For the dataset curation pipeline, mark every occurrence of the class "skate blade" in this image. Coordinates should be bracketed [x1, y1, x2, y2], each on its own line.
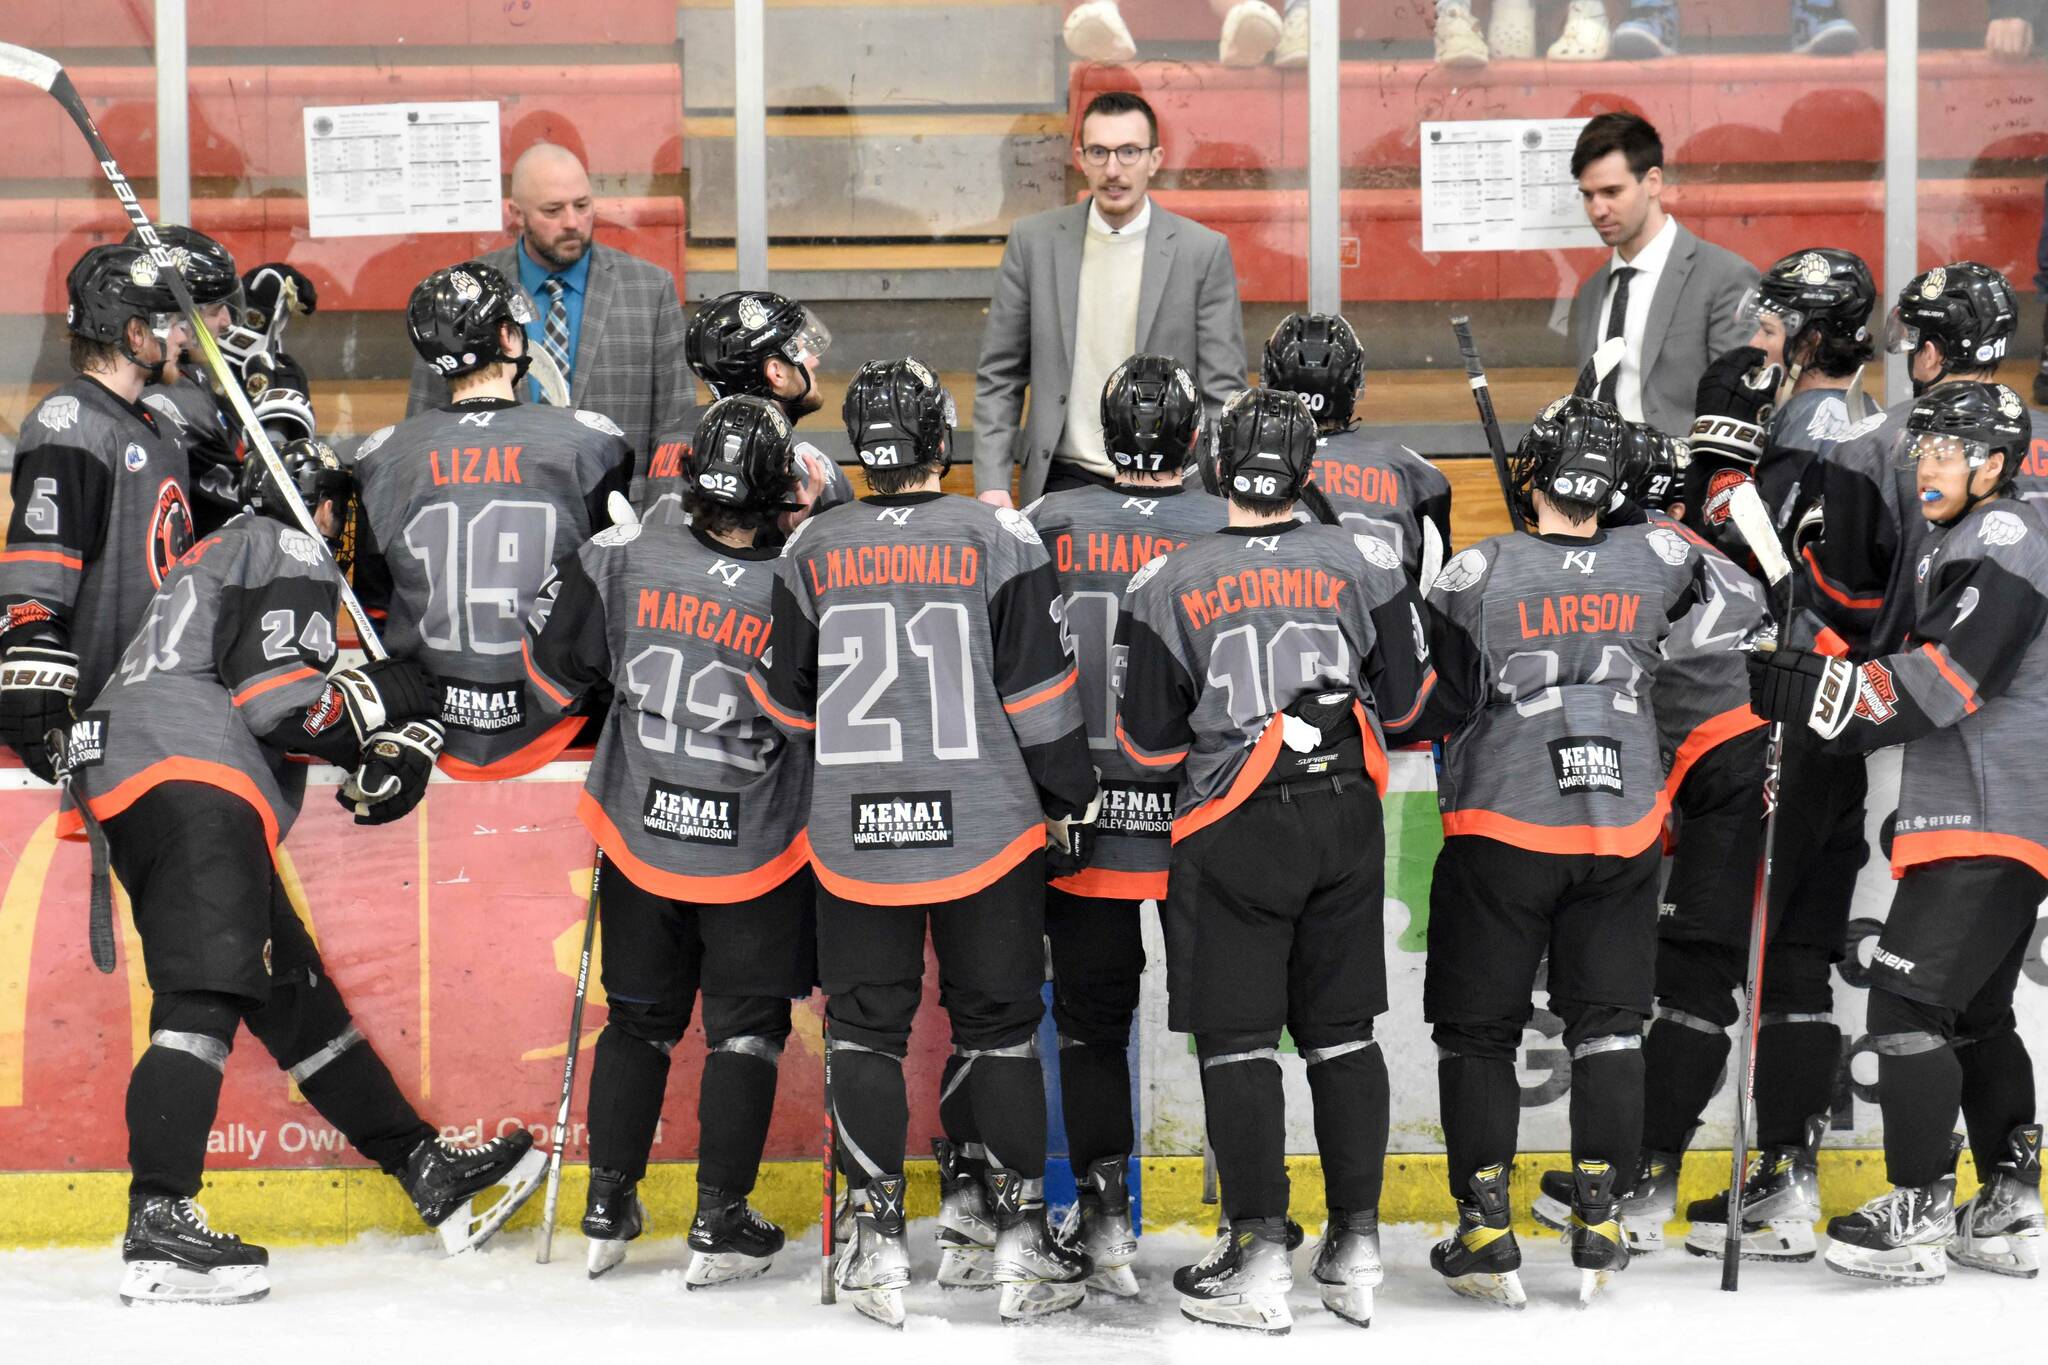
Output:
[684, 1249, 774, 1289]
[1530, 1194, 1572, 1234]
[1442, 1270, 1526, 1309]
[936, 1244, 997, 1290]
[1577, 1267, 1614, 1307]
[1623, 1220, 1666, 1253]
[437, 1147, 547, 1255]
[1085, 1262, 1141, 1298]
[1178, 1295, 1292, 1334]
[1682, 1220, 1818, 1263]
[1823, 1240, 1946, 1286]
[1952, 1232, 2041, 1279]
[1317, 1281, 1374, 1327]
[119, 1260, 270, 1306]
[998, 1277, 1087, 1321]
[846, 1286, 907, 1328]
[585, 1237, 630, 1279]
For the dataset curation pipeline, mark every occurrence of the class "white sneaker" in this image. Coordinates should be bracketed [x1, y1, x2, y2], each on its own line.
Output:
[1219, 0, 1284, 66]
[1063, 0, 1136, 63]
[1273, 2, 1308, 67]
[1488, 0, 1537, 58]
[1435, 5, 1489, 68]
[1548, 0, 1612, 60]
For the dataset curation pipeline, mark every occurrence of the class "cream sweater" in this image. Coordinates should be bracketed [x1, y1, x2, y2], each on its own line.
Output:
[1058, 202, 1150, 476]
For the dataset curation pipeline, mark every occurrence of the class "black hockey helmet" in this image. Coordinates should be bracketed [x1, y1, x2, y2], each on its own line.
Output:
[406, 262, 536, 381]
[1262, 312, 1366, 428]
[240, 438, 356, 549]
[688, 395, 800, 520]
[1897, 380, 2031, 493]
[1101, 353, 1201, 476]
[842, 357, 955, 473]
[1886, 262, 2019, 383]
[1511, 395, 1628, 517]
[66, 242, 184, 345]
[1616, 421, 1690, 513]
[1740, 248, 1875, 355]
[686, 290, 831, 401]
[125, 224, 239, 307]
[1208, 387, 1318, 504]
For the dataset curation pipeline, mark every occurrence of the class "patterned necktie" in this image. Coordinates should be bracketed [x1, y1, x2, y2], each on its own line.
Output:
[539, 277, 572, 386]
[1598, 265, 1635, 407]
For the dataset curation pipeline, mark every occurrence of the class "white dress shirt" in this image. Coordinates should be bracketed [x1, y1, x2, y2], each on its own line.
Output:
[1599, 213, 1679, 423]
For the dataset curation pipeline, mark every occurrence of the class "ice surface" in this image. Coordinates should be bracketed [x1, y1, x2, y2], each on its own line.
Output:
[5, 1221, 2039, 1365]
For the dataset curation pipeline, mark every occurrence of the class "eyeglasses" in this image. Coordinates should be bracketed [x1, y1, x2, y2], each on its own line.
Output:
[1079, 143, 1156, 167]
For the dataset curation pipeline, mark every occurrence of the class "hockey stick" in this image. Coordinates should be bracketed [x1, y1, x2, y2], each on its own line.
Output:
[47, 728, 115, 973]
[1449, 317, 1527, 534]
[0, 42, 386, 662]
[1721, 482, 1795, 1291]
[821, 1017, 837, 1305]
[537, 849, 603, 1264]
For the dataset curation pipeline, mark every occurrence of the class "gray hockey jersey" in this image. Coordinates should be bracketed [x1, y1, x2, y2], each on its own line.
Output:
[353, 398, 631, 777]
[1115, 521, 1437, 839]
[749, 492, 1096, 905]
[59, 513, 346, 849]
[1024, 481, 1228, 898]
[140, 374, 241, 536]
[524, 517, 811, 901]
[1818, 496, 2048, 880]
[636, 410, 852, 545]
[1424, 524, 1712, 857]
[1645, 517, 1767, 786]
[1306, 426, 1453, 584]
[1, 377, 194, 700]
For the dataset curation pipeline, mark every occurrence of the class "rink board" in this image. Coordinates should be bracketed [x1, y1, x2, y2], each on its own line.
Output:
[3, 748, 2045, 1246]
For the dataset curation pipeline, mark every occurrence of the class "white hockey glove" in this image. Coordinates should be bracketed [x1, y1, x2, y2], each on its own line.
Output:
[340, 719, 444, 825]
[328, 659, 442, 743]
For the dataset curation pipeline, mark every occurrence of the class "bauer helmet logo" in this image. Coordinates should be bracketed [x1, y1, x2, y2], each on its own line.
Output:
[737, 295, 769, 331]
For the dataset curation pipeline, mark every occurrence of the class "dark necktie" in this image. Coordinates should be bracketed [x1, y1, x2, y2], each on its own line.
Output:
[539, 277, 572, 384]
[1598, 265, 1635, 406]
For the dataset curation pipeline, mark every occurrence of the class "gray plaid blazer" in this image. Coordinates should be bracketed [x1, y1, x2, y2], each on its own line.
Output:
[404, 238, 690, 464]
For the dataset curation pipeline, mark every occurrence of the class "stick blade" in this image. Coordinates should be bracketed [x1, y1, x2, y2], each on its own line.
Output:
[0, 43, 65, 92]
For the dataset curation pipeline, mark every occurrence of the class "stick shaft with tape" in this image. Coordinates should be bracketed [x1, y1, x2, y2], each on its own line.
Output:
[1450, 316, 1527, 533]
[537, 850, 603, 1264]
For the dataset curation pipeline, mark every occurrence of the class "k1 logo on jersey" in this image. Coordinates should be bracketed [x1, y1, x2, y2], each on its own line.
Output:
[1097, 780, 1175, 839]
[642, 780, 738, 845]
[851, 790, 955, 849]
[439, 675, 527, 733]
[1548, 735, 1623, 798]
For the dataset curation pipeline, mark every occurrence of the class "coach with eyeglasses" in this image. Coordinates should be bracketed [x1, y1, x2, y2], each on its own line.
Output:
[973, 91, 1249, 506]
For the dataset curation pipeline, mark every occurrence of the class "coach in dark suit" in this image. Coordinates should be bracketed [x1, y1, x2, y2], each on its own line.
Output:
[973, 91, 1248, 507]
[1569, 113, 1758, 436]
[406, 142, 688, 462]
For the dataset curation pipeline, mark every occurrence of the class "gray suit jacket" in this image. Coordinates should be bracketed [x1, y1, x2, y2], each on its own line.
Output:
[1571, 221, 1758, 437]
[973, 200, 1248, 505]
[405, 239, 689, 465]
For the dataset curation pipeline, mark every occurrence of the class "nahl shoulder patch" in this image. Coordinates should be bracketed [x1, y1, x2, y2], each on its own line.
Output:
[1645, 527, 1692, 566]
[1352, 533, 1400, 572]
[1125, 554, 1169, 596]
[576, 410, 626, 438]
[995, 506, 1042, 546]
[1979, 509, 2028, 548]
[1432, 548, 1487, 593]
[591, 523, 642, 549]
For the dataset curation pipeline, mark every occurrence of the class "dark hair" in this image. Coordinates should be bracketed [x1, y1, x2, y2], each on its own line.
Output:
[682, 489, 772, 540]
[863, 464, 931, 497]
[1228, 492, 1293, 519]
[1078, 91, 1159, 148]
[69, 333, 120, 373]
[1571, 112, 1664, 180]
[1802, 328, 1876, 380]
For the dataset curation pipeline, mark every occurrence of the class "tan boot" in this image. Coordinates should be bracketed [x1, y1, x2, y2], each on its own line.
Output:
[1488, 0, 1537, 58]
[1435, 5, 1489, 68]
[1548, 0, 1612, 60]
[1273, 1, 1308, 67]
[1218, 0, 1284, 66]
[1064, 0, 1137, 63]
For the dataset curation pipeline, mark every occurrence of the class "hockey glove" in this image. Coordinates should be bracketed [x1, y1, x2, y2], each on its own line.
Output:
[1045, 785, 1103, 880]
[340, 719, 444, 825]
[244, 350, 313, 403]
[328, 659, 443, 743]
[250, 381, 316, 447]
[1688, 346, 1783, 471]
[0, 643, 79, 783]
[1746, 646, 1854, 740]
[243, 263, 318, 324]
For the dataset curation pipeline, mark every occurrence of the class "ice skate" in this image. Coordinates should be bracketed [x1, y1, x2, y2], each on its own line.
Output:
[1568, 1158, 1631, 1305]
[933, 1138, 998, 1289]
[836, 1175, 912, 1328]
[986, 1167, 1091, 1321]
[1825, 1178, 1957, 1285]
[1310, 1207, 1382, 1328]
[119, 1197, 270, 1306]
[398, 1128, 546, 1254]
[1683, 1114, 1824, 1263]
[1534, 1149, 1677, 1251]
[1174, 1215, 1293, 1334]
[1429, 1164, 1525, 1308]
[685, 1186, 784, 1288]
[1056, 1156, 1139, 1297]
[1951, 1124, 2042, 1279]
[581, 1166, 646, 1279]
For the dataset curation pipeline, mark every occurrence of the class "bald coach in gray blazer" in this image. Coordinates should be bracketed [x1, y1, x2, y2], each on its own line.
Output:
[974, 92, 1248, 507]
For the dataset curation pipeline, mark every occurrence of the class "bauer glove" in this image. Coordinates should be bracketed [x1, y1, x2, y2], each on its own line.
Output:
[327, 659, 442, 743]
[243, 263, 318, 324]
[1688, 346, 1783, 471]
[340, 719, 444, 825]
[1746, 646, 1854, 740]
[1045, 784, 1103, 879]
[0, 642, 78, 784]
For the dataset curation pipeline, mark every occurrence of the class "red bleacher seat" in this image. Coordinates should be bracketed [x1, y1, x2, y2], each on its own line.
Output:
[11, 0, 672, 49]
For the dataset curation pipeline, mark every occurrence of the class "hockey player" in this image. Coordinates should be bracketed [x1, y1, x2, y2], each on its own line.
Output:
[638, 289, 850, 538]
[522, 395, 817, 1285]
[1659, 249, 1885, 1263]
[1116, 386, 1436, 1333]
[958, 354, 1225, 1298]
[353, 262, 633, 779]
[1259, 311, 1452, 585]
[1, 243, 195, 784]
[64, 439, 543, 1305]
[1748, 381, 2046, 1285]
[748, 358, 1100, 1327]
[1419, 396, 1715, 1308]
